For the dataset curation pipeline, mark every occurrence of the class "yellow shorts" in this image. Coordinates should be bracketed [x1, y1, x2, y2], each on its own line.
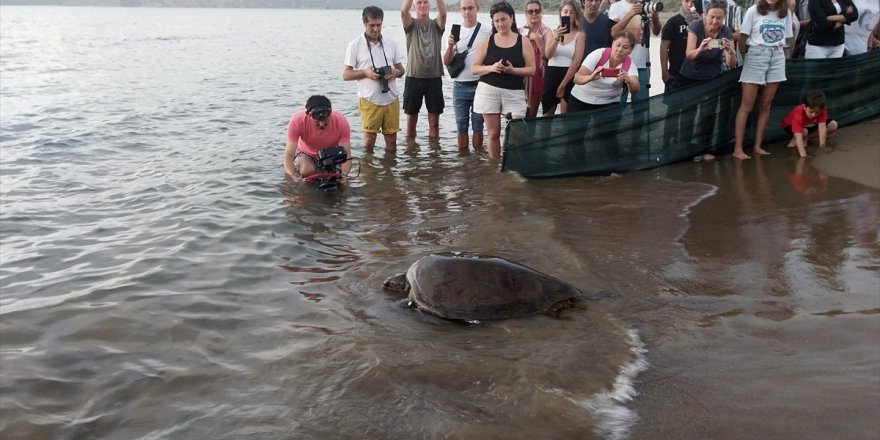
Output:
[358, 98, 400, 134]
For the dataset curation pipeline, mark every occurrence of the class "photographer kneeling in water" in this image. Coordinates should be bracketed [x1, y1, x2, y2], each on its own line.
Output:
[284, 95, 352, 181]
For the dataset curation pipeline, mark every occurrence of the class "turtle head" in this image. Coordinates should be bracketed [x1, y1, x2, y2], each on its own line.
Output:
[382, 273, 410, 295]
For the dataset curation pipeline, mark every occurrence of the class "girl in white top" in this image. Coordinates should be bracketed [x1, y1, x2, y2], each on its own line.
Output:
[542, 0, 586, 115]
[733, 0, 793, 160]
[569, 31, 639, 110]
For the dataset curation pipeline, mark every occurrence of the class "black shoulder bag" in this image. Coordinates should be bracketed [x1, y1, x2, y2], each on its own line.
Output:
[447, 23, 481, 78]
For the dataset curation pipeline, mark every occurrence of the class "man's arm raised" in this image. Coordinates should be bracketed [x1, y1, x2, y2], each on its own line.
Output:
[401, 0, 414, 29]
[436, 0, 447, 30]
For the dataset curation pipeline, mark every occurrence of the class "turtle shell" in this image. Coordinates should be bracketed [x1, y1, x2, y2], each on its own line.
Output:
[405, 253, 583, 321]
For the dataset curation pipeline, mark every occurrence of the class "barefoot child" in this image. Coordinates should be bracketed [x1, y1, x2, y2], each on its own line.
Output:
[782, 89, 838, 157]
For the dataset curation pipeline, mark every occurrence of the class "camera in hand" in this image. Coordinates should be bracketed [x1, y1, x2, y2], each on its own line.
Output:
[640, 0, 663, 15]
[307, 146, 348, 191]
[317, 146, 348, 172]
[373, 65, 393, 93]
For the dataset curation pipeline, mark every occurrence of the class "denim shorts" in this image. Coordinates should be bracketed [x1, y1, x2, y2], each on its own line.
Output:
[452, 81, 483, 134]
[740, 45, 786, 85]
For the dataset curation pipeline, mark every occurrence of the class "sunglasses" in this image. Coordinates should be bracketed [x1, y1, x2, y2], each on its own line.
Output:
[308, 107, 331, 121]
[526, 8, 542, 14]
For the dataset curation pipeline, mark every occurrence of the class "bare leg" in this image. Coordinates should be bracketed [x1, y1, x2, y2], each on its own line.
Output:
[753, 82, 779, 156]
[364, 132, 378, 153]
[427, 113, 440, 139]
[383, 133, 397, 152]
[406, 114, 418, 139]
[542, 103, 558, 117]
[472, 132, 484, 151]
[560, 98, 569, 114]
[733, 83, 759, 160]
[484, 113, 502, 159]
[457, 133, 468, 150]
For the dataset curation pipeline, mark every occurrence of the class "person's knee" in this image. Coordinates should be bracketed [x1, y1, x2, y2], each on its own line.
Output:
[827, 120, 838, 132]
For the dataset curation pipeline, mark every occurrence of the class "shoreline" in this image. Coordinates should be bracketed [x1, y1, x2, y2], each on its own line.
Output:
[811, 118, 880, 189]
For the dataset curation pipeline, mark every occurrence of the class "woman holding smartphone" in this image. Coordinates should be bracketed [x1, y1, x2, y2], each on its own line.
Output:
[678, 0, 736, 161]
[542, 0, 586, 115]
[472, 0, 536, 159]
[569, 31, 639, 111]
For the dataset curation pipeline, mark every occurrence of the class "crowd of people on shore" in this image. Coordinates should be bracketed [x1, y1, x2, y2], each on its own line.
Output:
[285, 0, 879, 180]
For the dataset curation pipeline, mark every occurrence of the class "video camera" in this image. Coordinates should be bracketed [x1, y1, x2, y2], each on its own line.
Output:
[317, 146, 348, 173]
[373, 65, 393, 93]
[306, 146, 349, 192]
[640, 0, 663, 16]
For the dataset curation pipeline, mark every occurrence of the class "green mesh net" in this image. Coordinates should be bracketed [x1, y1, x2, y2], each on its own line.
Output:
[501, 52, 880, 178]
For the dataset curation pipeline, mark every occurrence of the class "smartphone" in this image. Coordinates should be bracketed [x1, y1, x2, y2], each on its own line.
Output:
[708, 39, 724, 49]
[600, 68, 620, 78]
[561, 16, 571, 34]
[451, 24, 461, 41]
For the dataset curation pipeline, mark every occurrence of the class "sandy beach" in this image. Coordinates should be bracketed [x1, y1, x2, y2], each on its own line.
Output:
[812, 118, 880, 189]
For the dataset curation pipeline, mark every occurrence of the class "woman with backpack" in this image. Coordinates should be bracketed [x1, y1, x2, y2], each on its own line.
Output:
[569, 31, 639, 112]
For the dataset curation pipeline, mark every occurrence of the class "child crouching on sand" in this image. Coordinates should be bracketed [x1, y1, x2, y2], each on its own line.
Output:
[782, 89, 838, 158]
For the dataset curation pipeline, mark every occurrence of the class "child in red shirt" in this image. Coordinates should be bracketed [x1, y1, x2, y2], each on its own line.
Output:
[782, 89, 838, 158]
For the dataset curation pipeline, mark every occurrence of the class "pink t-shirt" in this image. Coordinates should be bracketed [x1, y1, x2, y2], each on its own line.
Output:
[286, 110, 351, 157]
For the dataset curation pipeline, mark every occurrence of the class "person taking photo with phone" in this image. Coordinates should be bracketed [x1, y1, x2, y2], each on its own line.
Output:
[570, 31, 639, 111]
[543, 0, 586, 115]
[678, 0, 737, 162]
[443, 0, 492, 151]
[343, 6, 406, 153]
[401, 0, 447, 141]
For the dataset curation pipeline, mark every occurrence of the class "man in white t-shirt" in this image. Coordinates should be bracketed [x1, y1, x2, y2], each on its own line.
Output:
[442, 0, 492, 151]
[608, 0, 661, 102]
[343, 6, 406, 152]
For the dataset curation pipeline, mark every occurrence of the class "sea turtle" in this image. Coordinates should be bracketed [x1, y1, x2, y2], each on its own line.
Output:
[382, 252, 585, 321]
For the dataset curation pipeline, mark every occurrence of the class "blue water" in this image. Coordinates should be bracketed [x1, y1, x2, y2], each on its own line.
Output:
[1, 6, 878, 440]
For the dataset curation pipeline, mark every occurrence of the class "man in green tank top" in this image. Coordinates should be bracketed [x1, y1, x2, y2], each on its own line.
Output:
[401, 0, 447, 140]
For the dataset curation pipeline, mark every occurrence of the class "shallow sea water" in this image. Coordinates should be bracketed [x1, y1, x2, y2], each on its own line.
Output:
[1, 6, 878, 440]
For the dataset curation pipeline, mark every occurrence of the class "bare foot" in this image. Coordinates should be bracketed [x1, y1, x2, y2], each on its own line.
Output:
[732, 151, 751, 160]
[786, 142, 795, 148]
[754, 147, 771, 155]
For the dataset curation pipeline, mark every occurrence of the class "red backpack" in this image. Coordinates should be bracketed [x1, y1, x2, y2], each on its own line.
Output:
[595, 47, 632, 72]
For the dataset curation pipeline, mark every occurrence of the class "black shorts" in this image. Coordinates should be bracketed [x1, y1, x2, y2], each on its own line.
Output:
[541, 66, 575, 110]
[403, 76, 444, 115]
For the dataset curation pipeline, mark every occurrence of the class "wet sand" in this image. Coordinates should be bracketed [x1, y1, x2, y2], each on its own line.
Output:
[812, 118, 880, 189]
[623, 117, 880, 439]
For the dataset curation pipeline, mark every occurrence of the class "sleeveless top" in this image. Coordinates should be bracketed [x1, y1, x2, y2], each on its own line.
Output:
[480, 33, 526, 90]
[548, 32, 580, 67]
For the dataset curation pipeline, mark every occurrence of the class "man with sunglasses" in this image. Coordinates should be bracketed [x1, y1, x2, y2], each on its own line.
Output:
[284, 95, 352, 180]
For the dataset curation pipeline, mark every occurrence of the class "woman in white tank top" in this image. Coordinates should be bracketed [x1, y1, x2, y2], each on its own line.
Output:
[542, 0, 586, 115]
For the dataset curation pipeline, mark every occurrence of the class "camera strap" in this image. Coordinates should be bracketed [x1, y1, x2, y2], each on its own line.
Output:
[456, 22, 482, 54]
[365, 33, 391, 68]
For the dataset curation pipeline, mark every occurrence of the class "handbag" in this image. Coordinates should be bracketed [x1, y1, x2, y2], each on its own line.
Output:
[447, 23, 481, 78]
